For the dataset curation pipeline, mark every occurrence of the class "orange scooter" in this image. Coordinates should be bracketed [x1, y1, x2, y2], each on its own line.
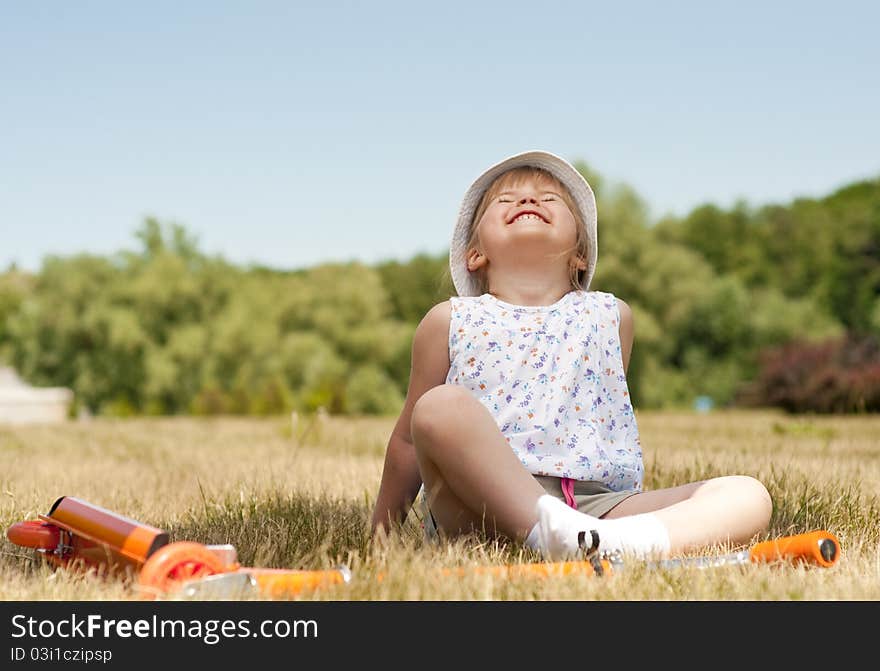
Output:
[6, 496, 350, 599]
[7, 496, 841, 599]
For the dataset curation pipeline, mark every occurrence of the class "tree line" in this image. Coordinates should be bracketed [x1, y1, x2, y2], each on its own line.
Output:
[1, 164, 877, 415]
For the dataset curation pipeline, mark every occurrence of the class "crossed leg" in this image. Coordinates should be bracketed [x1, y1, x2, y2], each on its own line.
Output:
[411, 384, 773, 555]
[604, 477, 773, 551]
[412, 385, 546, 541]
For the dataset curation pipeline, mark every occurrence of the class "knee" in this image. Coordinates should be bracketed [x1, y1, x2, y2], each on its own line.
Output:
[410, 384, 474, 444]
[731, 475, 773, 531]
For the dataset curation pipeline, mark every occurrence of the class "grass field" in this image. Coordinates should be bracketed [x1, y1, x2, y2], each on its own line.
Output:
[2, 410, 879, 600]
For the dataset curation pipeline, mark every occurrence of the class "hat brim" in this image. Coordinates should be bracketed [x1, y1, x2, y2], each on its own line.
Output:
[449, 150, 598, 297]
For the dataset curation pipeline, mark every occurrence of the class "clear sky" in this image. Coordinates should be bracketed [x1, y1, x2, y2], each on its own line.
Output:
[3, 1, 878, 272]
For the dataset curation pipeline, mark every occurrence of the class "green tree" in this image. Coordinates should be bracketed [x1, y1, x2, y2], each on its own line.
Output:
[0, 269, 33, 362]
[376, 253, 453, 323]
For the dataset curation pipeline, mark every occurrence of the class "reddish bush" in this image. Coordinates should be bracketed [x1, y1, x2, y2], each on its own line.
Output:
[739, 335, 880, 413]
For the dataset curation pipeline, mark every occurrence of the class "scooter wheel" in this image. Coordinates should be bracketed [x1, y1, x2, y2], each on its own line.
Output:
[138, 541, 225, 598]
[6, 520, 61, 550]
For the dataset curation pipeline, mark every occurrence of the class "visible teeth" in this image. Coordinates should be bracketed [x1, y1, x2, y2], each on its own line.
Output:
[513, 214, 543, 223]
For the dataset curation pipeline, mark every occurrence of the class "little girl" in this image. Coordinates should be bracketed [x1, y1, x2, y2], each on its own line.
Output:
[370, 150, 772, 560]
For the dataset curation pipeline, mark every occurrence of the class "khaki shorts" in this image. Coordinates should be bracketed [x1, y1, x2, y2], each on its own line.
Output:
[416, 475, 638, 542]
[532, 475, 637, 518]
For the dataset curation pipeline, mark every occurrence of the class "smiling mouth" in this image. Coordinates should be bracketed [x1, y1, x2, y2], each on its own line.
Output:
[508, 211, 549, 225]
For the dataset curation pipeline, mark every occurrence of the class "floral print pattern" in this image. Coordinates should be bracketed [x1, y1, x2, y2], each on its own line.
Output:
[446, 290, 643, 492]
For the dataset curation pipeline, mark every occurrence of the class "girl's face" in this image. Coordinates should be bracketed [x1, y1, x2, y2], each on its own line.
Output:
[470, 174, 581, 273]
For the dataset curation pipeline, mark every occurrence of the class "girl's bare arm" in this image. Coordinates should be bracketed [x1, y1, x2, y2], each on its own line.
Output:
[370, 300, 452, 536]
[617, 297, 635, 374]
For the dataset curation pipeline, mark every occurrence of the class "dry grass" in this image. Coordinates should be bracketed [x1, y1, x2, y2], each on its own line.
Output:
[2, 409, 879, 600]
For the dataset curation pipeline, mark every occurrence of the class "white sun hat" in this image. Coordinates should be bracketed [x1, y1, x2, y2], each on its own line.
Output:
[449, 150, 598, 298]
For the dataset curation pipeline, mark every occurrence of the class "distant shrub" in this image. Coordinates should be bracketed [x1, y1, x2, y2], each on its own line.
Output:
[343, 364, 404, 415]
[739, 335, 880, 413]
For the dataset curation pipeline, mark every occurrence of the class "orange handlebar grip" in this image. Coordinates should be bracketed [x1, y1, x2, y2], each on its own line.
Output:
[749, 530, 840, 568]
[6, 520, 62, 551]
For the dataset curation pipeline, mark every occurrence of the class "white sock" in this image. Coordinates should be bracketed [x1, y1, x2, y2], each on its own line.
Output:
[524, 523, 541, 550]
[531, 494, 670, 560]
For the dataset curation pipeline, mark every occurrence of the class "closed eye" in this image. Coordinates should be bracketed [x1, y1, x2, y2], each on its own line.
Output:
[498, 196, 556, 202]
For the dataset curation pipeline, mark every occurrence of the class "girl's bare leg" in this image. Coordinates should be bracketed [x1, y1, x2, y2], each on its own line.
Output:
[411, 383, 772, 558]
[410, 384, 545, 540]
[604, 477, 773, 552]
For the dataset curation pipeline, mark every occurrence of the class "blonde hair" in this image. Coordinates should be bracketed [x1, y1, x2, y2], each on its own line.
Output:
[465, 167, 590, 294]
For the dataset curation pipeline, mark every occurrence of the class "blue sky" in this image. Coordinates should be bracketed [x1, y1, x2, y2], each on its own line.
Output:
[2, 1, 878, 272]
